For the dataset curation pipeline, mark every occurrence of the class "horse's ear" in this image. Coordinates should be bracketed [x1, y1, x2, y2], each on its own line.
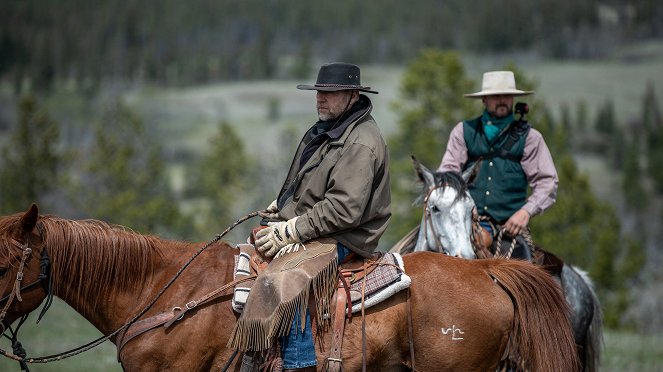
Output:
[411, 155, 435, 189]
[20, 204, 40, 232]
[462, 159, 482, 185]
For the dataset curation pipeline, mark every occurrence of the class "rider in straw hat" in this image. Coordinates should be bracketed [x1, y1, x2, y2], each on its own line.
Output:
[438, 70, 558, 260]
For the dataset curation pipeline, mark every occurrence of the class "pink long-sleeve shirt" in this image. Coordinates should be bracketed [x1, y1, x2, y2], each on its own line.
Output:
[438, 121, 559, 218]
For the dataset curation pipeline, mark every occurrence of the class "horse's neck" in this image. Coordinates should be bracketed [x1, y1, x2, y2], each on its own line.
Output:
[55, 240, 236, 336]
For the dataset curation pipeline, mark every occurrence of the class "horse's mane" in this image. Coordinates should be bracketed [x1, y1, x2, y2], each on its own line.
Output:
[415, 170, 469, 205]
[30, 215, 166, 309]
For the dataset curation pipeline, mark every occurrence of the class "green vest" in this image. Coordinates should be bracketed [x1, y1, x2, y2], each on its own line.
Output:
[463, 116, 529, 222]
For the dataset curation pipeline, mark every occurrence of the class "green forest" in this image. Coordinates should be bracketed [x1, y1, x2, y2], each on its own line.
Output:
[1, 1, 663, 370]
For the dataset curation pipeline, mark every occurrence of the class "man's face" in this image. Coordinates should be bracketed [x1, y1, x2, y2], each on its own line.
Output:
[317, 90, 354, 121]
[482, 95, 514, 118]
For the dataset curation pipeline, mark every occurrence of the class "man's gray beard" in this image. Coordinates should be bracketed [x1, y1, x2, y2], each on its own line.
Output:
[318, 112, 339, 121]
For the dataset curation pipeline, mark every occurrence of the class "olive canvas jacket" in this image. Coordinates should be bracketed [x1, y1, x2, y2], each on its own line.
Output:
[276, 95, 391, 257]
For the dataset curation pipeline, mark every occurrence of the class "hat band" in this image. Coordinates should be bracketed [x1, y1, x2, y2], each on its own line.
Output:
[315, 84, 365, 89]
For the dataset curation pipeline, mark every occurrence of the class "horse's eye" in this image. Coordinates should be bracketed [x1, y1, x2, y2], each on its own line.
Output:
[430, 205, 440, 213]
[0, 268, 7, 277]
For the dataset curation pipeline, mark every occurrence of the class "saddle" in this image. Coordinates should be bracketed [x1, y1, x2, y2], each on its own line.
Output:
[532, 247, 564, 278]
[327, 251, 410, 371]
[230, 240, 411, 371]
[228, 238, 340, 352]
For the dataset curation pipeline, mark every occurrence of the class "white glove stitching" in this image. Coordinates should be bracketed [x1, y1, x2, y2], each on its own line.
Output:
[255, 217, 300, 257]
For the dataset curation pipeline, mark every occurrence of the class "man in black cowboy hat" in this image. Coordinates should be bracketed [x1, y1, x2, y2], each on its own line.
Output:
[241, 62, 391, 371]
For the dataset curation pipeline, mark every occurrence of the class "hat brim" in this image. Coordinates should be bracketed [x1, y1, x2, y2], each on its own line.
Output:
[297, 84, 378, 94]
[464, 89, 534, 98]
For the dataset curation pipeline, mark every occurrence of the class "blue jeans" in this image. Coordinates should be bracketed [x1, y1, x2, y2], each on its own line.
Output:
[280, 243, 352, 369]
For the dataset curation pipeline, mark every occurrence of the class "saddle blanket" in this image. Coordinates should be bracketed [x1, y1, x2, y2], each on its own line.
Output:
[232, 245, 411, 314]
[347, 252, 411, 314]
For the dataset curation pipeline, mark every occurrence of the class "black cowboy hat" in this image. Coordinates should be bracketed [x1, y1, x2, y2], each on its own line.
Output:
[297, 62, 378, 94]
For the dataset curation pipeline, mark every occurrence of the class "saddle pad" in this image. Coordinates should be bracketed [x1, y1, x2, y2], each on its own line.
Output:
[227, 238, 339, 352]
[348, 252, 411, 313]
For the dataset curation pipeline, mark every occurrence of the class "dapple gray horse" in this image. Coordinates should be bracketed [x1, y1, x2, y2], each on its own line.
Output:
[392, 158, 603, 372]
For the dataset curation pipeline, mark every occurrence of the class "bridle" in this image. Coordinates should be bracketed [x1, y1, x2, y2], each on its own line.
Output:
[0, 223, 53, 371]
[420, 184, 450, 254]
[421, 183, 483, 257]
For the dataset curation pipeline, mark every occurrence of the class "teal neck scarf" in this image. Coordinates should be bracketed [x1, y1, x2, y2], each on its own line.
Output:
[481, 110, 514, 142]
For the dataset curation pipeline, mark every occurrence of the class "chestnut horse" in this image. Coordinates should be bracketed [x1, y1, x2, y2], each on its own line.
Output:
[0, 205, 579, 371]
[393, 158, 603, 372]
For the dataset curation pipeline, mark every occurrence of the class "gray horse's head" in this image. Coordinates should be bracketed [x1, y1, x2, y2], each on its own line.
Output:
[412, 157, 479, 259]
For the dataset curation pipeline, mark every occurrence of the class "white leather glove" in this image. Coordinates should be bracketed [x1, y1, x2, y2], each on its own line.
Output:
[255, 217, 301, 257]
[259, 199, 279, 219]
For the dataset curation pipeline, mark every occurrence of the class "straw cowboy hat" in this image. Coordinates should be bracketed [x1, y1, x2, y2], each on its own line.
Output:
[297, 62, 378, 94]
[464, 71, 534, 98]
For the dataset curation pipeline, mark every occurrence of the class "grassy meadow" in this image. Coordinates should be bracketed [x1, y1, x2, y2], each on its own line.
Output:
[1, 45, 663, 370]
[0, 298, 662, 371]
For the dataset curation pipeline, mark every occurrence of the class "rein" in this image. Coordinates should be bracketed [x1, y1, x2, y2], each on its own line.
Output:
[473, 215, 534, 259]
[0, 210, 261, 366]
[421, 184, 449, 253]
[422, 183, 534, 259]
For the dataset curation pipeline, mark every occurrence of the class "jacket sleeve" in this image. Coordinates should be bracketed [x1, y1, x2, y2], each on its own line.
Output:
[295, 142, 377, 242]
[438, 122, 466, 173]
[521, 129, 559, 216]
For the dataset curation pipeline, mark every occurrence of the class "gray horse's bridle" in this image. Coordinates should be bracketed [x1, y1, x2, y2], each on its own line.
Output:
[421, 184, 484, 257]
[421, 184, 453, 254]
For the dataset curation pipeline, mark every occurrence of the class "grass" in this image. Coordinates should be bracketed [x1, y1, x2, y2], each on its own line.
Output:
[1, 299, 661, 371]
[0, 300, 120, 372]
[601, 331, 663, 372]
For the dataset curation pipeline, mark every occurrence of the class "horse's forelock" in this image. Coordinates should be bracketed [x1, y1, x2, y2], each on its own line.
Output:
[415, 171, 469, 206]
[0, 213, 34, 263]
[433, 171, 468, 203]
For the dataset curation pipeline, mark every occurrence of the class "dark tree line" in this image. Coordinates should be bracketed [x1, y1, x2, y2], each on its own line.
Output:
[2, 0, 662, 92]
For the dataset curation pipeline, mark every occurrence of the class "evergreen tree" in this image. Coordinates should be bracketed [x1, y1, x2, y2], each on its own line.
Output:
[609, 126, 626, 169]
[560, 103, 575, 147]
[575, 100, 589, 142]
[642, 83, 663, 194]
[622, 135, 647, 211]
[385, 49, 476, 246]
[504, 65, 639, 325]
[594, 99, 617, 139]
[0, 95, 62, 214]
[193, 120, 255, 241]
[72, 100, 188, 237]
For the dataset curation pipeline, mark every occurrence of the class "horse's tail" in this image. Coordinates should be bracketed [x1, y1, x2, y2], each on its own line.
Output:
[487, 259, 580, 372]
[572, 266, 604, 372]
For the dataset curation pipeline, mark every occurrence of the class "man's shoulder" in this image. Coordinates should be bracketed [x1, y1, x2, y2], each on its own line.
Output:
[348, 116, 385, 143]
[461, 116, 482, 129]
[525, 126, 544, 140]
